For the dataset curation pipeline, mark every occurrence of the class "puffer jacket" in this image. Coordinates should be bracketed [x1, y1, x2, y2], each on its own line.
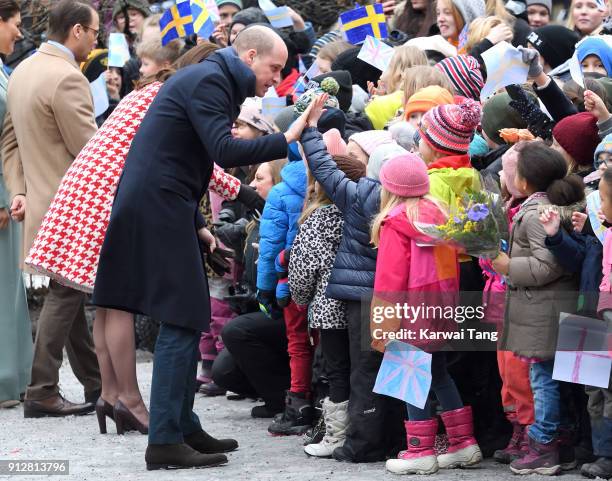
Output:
[256, 145, 306, 291]
[427, 154, 481, 209]
[500, 195, 579, 360]
[301, 127, 380, 301]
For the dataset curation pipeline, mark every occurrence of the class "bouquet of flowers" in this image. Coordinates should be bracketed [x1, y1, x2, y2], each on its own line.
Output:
[416, 186, 508, 259]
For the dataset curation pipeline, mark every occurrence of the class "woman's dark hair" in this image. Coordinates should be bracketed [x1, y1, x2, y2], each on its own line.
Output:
[0, 0, 19, 21]
[395, 0, 436, 38]
[516, 141, 585, 206]
[136, 42, 220, 90]
[47, 0, 94, 43]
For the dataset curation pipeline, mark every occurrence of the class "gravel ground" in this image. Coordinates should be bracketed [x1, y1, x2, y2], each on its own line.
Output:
[0, 353, 586, 481]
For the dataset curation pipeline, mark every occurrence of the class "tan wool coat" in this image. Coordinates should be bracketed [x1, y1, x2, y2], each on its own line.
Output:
[1, 42, 97, 269]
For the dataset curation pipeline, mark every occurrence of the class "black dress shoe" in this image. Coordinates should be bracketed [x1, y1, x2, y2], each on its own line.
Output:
[84, 388, 102, 405]
[184, 429, 238, 454]
[24, 394, 94, 418]
[145, 443, 227, 470]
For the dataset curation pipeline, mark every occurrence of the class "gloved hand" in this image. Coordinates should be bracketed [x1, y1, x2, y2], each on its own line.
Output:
[256, 289, 283, 320]
[205, 244, 235, 276]
[275, 249, 292, 308]
[517, 46, 543, 79]
[237, 184, 265, 214]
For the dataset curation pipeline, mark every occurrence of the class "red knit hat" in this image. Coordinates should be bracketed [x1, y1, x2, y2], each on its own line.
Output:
[420, 99, 482, 156]
[379, 153, 430, 197]
[552, 112, 600, 167]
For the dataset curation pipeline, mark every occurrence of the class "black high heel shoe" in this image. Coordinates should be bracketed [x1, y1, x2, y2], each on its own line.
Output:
[113, 400, 148, 435]
[95, 398, 115, 434]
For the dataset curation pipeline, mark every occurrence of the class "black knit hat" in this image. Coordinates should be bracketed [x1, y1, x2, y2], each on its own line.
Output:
[113, 0, 151, 20]
[318, 108, 346, 137]
[229, 7, 270, 32]
[311, 70, 353, 113]
[331, 46, 381, 93]
[527, 26, 580, 70]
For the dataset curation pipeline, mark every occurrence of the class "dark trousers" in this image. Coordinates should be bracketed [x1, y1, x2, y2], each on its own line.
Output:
[321, 328, 350, 403]
[26, 280, 100, 401]
[342, 300, 406, 462]
[407, 352, 463, 420]
[214, 311, 290, 406]
[149, 322, 202, 445]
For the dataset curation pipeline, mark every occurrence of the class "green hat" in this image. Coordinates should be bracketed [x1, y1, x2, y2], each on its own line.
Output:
[482, 92, 533, 146]
[113, 0, 151, 20]
[215, 0, 243, 9]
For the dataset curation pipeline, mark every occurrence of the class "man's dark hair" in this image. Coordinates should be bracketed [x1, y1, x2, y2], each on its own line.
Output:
[47, 0, 95, 43]
[0, 0, 19, 21]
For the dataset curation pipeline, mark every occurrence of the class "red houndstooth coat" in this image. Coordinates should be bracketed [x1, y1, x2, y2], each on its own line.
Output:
[25, 81, 241, 293]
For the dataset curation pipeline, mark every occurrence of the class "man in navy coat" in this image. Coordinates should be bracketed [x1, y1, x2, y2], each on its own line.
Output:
[93, 26, 304, 470]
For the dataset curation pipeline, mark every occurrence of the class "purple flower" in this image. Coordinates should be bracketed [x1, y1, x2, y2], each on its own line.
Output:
[467, 204, 489, 222]
[453, 216, 461, 224]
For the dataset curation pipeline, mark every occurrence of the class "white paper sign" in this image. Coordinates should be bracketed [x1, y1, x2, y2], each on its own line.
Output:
[552, 313, 612, 389]
[480, 41, 529, 100]
[107, 33, 131, 68]
[90, 73, 109, 118]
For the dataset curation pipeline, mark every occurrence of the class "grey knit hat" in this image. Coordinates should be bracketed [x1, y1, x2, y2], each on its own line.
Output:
[526, 0, 552, 13]
[452, 0, 486, 26]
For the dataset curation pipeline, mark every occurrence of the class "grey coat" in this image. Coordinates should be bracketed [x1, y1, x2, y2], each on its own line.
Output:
[500, 196, 579, 360]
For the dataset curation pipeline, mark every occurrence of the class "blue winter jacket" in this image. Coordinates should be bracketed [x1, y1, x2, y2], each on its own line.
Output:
[301, 127, 380, 302]
[256, 144, 307, 291]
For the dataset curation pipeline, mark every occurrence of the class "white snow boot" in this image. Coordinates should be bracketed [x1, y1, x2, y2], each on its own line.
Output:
[304, 398, 349, 458]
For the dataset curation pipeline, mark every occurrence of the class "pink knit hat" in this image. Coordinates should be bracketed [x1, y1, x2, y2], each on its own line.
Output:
[348, 130, 393, 157]
[500, 145, 523, 199]
[379, 153, 430, 197]
[323, 128, 348, 157]
[421, 99, 482, 156]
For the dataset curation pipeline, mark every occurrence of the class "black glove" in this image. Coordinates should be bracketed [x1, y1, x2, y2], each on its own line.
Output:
[506, 84, 554, 140]
[205, 244, 235, 276]
[224, 283, 258, 315]
[237, 184, 265, 214]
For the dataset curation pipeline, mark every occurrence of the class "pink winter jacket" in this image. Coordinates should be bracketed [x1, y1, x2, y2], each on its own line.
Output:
[371, 199, 460, 353]
[597, 227, 612, 314]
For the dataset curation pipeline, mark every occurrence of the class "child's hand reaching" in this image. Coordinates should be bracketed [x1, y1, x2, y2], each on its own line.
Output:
[367, 80, 386, 98]
[584, 90, 611, 123]
[571, 211, 587, 232]
[306, 94, 328, 128]
[539, 206, 560, 236]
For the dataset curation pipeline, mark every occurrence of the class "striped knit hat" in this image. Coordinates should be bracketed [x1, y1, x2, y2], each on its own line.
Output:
[420, 99, 482, 155]
[435, 55, 484, 101]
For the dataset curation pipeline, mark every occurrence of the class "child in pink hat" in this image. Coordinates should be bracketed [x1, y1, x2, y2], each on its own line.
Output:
[347, 130, 393, 164]
[370, 152, 480, 475]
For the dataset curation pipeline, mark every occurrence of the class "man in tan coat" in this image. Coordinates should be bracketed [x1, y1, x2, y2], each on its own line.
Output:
[1, 0, 101, 417]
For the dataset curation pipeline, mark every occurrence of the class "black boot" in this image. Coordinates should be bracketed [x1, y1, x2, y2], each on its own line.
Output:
[145, 443, 227, 470]
[184, 430, 238, 454]
[267, 391, 313, 435]
[581, 457, 612, 479]
[251, 403, 284, 418]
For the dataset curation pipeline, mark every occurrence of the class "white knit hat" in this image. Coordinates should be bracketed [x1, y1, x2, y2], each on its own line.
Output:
[453, 0, 486, 26]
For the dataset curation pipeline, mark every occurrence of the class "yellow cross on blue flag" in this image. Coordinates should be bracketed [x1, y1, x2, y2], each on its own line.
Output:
[160, 0, 194, 46]
[340, 4, 388, 45]
[191, 0, 215, 40]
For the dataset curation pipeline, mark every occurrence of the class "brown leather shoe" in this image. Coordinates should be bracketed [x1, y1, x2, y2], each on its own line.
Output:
[24, 394, 95, 418]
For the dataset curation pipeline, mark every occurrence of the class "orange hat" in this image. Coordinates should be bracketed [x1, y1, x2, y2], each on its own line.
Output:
[404, 86, 454, 119]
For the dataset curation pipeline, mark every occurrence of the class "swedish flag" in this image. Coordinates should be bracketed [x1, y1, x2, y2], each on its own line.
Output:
[340, 4, 388, 45]
[191, 0, 215, 40]
[160, 0, 194, 46]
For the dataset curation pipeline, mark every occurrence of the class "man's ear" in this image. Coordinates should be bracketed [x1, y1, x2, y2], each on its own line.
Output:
[243, 49, 256, 66]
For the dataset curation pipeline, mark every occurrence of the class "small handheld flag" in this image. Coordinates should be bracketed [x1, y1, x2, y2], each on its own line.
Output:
[357, 35, 394, 72]
[264, 6, 293, 28]
[205, 0, 220, 21]
[191, 0, 215, 39]
[340, 4, 388, 45]
[107, 33, 130, 67]
[160, 0, 194, 46]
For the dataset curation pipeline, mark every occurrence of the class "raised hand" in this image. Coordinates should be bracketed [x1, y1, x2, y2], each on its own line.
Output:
[539, 206, 560, 236]
[571, 211, 587, 232]
[306, 93, 328, 128]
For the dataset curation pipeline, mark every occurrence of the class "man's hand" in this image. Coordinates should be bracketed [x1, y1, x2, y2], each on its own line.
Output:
[198, 227, 216, 252]
[9, 194, 25, 222]
[284, 100, 316, 144]
[0, 208, 9, 229]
